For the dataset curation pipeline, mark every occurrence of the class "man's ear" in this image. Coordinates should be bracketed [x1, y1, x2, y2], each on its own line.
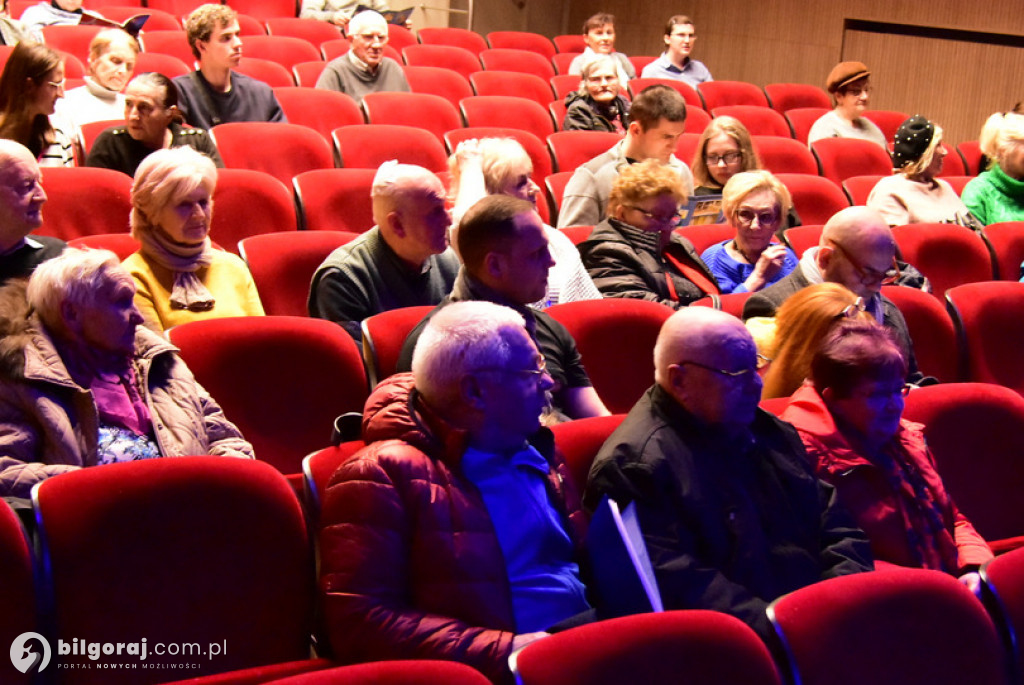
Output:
[817, 244, 834, 271]
[387, 209, 405, 238]
[482, 251, 503, 280]
[666, 363, 687, 396]
[460, 373, 486, 411]
[627, 120, 643, 137]
[820, 386, 835, 404]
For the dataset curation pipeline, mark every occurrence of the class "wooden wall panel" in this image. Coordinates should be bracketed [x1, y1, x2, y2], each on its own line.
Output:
[553, 0, 1024, 143]
[843, 29, 1024, 145]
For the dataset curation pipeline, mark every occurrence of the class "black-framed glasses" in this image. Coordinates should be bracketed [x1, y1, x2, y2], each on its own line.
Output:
[829, 241, 899, 284]
[705, 151, 742, 165]
[675, 360, 757, 379]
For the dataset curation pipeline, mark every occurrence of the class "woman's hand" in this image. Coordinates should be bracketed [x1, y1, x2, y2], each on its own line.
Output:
[454, 139, 482, 170]
[743, 243, 789, 292]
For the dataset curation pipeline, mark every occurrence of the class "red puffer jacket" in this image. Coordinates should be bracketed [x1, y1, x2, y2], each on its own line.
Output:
[319, 373, 586, 684]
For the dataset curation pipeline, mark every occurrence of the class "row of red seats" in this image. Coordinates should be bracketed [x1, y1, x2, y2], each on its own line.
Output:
[57, 121, 978, 234]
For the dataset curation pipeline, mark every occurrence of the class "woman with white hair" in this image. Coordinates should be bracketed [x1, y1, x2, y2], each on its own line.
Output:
[867, 115, 980, 229]
[449, 136, 601, 308]
[122, 146, 263, 334]
[962, 111, 1024, 225]
[562, 55, 630, 133]
[0, 248, 253, 498]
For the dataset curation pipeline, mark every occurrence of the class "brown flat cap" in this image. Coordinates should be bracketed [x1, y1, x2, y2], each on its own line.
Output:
[826, 61, 870, 94]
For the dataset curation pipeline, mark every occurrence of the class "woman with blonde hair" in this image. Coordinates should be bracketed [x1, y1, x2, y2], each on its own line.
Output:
[760, 282, 874, 400]
[448, 136, 600, 307]
[867, 115, 980, 228]
[700, 169, 798, 293]
[563, 55, 630, 133]
[51, 28, 139, 134]
[578, 158, 719, 307]
[962, 111, 1024, 225]
[0, 41, 72, 166]
[122, 146, 263, 334]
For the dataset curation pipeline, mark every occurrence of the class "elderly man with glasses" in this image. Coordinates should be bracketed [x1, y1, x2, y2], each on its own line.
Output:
[742, 206, 927, 384]
[315, 9, 409, 105]
[584, 306, 873, 638]
[319, 300, 592, 683]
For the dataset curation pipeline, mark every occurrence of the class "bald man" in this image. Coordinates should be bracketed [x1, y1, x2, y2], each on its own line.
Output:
[743, 206, 923, 380]
[585, 307, 872, 637]
[309, 161, 458, 341]
[0, 141, 64, 285]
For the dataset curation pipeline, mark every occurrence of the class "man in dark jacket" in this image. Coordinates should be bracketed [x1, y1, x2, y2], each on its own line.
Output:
[584, 307, 873, 638]
[320, 301, 591, 683]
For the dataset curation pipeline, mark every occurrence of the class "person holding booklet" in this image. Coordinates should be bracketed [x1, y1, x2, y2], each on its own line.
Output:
[700, 170, 798, 294]
[584, 306, 873, 639]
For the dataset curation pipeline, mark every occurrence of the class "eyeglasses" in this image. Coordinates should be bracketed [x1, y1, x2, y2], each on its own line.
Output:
[705, 151, 742, 165]
[47, 79, 66, 90]
[675, 360, 758, 380]
[852, 383, 912, 402]
[735, 208, 780, 226]
[476, 360, 549, 380]
[829, 241, 899, 284]
[626, 205, 677, 225]
[837, 296, 866, 319]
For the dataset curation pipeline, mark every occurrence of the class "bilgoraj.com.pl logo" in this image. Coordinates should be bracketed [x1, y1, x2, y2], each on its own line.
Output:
[11, 632, 227, 674]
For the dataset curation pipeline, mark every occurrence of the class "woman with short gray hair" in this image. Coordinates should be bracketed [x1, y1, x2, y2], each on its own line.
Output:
[0, 247, 253, 498]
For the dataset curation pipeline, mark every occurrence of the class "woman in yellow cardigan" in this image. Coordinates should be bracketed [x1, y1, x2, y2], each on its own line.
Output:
[122, 146, 263, 334]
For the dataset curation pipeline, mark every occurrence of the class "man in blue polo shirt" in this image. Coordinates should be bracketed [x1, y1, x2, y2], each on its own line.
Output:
[641, 15, 713, 88]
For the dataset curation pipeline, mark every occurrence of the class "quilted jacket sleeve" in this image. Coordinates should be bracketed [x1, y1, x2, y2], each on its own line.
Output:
[319, 452, 516, 683]
[0, 387, 80, 498]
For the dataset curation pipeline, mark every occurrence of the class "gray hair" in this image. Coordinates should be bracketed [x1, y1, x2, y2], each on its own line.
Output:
[27, 248, 125, 331]
[577, 54, 619, 95]
[349, 10, 388, 36]
[412, 301, 526, 407]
